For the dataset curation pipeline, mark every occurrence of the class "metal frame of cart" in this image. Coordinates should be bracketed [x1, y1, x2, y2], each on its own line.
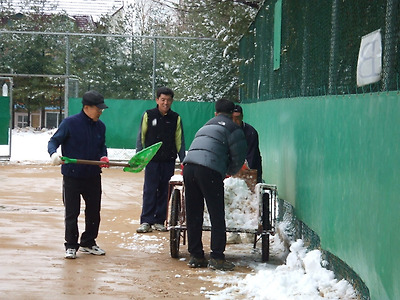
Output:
[167, 179, 278, 262]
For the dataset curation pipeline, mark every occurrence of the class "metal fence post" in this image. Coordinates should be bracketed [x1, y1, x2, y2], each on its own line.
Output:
[328, 0, 339, 95]
[382, 0, 398, 91]
[152, 37, 157, 100]
[64, 35, 70, 118]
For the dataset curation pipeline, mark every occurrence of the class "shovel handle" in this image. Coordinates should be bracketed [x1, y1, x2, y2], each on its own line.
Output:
[61, 157, 130, 167]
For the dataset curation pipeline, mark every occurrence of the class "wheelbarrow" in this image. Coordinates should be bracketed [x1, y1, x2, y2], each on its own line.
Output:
[167, 169, 277, 262]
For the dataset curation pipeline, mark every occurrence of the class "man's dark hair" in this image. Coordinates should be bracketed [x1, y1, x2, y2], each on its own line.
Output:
[156, 86, 174, 99]
[215, 98, 235, 114]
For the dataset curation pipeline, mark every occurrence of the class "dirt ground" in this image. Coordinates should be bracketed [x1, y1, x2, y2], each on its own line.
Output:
[0, 163, 282, 300]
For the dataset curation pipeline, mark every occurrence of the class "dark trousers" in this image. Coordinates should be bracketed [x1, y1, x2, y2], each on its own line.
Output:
[63, 175, 102, 250]
[141, 160, 175, 225]
[183, 164, 226, 260]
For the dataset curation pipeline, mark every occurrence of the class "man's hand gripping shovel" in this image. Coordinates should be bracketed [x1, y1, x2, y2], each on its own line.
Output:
[60, 142, 162, 173]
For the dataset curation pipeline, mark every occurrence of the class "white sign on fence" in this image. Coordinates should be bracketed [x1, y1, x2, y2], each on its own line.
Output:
[357, 29, 382, 87]
[2, 83, 8, 97]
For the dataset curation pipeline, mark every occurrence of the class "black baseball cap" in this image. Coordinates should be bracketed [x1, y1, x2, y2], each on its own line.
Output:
[82, 90, 108, 109]
[233, 105, 243, 114]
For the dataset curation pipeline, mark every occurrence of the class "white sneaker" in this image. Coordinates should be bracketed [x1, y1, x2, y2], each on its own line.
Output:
[65, 248, 77, 259]
[80, 245, 106, 256]
[153, 223, 167, 232]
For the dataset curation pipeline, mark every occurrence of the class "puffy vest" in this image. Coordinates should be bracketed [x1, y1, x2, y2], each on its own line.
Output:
[144, 108, 179, 162]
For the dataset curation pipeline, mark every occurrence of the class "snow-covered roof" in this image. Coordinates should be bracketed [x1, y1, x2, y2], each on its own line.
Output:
[1, 0, 124, 20]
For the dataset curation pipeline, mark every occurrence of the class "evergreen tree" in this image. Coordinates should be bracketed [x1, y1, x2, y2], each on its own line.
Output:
[161, 0, 259, 101]
[0, 0, 76, 126]
[0, 0, 261, 108]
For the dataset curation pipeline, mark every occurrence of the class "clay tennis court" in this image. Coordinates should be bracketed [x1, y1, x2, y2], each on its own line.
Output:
[0, 164, 276, 299]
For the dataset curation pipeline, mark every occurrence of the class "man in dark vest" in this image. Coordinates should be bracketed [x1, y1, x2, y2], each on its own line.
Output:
[136, 86, 185, 233]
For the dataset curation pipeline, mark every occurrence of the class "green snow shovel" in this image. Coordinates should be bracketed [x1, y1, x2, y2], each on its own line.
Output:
[61, 142, 162, 173]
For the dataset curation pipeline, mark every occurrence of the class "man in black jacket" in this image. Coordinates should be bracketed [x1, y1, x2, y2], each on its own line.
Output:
[136, 87, 185, 233]
[48, 90, 109, 259]
[232, 104, 263, 183]
[227, 104, 263, 245]
[182, 99, 247, 271]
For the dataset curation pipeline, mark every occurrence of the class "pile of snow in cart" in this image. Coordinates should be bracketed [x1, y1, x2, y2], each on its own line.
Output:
[204, 176, 259, 229]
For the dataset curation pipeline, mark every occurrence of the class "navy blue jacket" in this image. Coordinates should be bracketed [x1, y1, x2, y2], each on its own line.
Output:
[242, 122, 263, 182]
[48, 110, 107, 178]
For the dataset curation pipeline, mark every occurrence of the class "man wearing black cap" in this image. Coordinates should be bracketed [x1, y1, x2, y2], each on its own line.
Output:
[182, 98, 247, 271]
[48, 90, 109, 259]
[227, 104, 263, 244]
[232, 104, 263, 183]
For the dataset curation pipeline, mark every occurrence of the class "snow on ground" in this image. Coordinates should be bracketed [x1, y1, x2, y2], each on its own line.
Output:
[0, 127, 358, 299]
[0, 127, 136, 162]
[0, 127, 56, 162]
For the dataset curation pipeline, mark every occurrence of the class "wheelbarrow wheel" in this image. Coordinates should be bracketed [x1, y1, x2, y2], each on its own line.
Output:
[169, 189, 181, 258]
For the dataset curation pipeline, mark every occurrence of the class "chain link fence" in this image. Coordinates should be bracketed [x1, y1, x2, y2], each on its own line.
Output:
[0, 30, 234, 103]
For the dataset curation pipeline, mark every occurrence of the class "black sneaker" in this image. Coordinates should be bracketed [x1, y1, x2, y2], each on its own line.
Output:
[208, 258, 235, 271]
[188, 256, 208, 268]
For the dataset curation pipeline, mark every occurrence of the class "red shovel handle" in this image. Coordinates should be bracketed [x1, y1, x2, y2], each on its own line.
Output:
[73, 159, 130, 167]
[62, 157, 129, 167]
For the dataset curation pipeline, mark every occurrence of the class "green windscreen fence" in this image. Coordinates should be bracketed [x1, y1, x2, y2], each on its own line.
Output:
[239, 0, 400, 103]
[69, 98, 215, 149]
[0, 96, 10, 145]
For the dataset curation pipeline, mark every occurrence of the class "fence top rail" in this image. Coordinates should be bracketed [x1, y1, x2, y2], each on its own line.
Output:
[0, 30, 217, 41]
[0, 73, 80, 80]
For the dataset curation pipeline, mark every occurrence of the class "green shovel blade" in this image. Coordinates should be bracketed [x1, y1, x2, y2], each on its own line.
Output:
[123, 141, 163, 173]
